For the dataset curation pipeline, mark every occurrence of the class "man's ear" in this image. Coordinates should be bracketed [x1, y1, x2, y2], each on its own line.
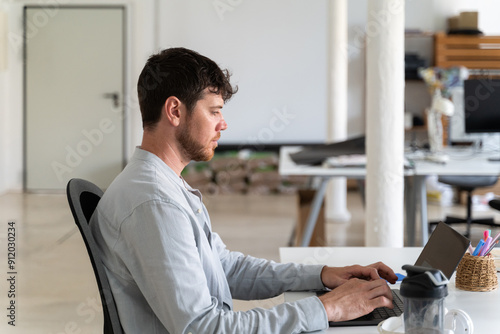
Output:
[163, 96, 182, 126]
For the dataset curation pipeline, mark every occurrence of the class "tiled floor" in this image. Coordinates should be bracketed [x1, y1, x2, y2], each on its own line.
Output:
[0, 190, 499, 333]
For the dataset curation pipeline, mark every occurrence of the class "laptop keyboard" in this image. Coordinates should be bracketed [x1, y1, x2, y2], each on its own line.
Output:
[371, 290, 404, 320]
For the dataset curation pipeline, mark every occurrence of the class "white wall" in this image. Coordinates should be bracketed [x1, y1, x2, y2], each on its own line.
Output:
[1, 0, 500, 194]
[159, 0, 329, 146]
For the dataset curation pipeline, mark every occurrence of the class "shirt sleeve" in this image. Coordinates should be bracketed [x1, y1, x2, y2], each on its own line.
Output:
[212, 232, 327, 300]
[117, 200, 328, 334]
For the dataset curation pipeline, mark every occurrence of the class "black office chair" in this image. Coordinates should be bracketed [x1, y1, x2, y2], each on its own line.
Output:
[66, 178, 123, 334]
[431, 175, 499, 238]
[490, 199, 500, 212]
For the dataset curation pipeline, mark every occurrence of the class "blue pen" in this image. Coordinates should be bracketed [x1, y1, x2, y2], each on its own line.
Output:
[472, 239, 485, 256]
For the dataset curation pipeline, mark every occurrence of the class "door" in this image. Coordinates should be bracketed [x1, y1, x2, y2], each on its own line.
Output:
[24, 6, 125, 191]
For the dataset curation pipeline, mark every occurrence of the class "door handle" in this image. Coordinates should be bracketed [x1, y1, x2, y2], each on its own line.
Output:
[103, 92, 120, 108]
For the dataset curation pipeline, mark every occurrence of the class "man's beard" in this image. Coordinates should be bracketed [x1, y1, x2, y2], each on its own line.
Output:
[176, 125, 219, 162]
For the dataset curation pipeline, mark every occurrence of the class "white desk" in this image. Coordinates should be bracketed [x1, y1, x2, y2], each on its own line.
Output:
[280, 247, 500, 333]
[411, 149, 500, 242]
[279, 146, 369, 178]
[411, 148, 500, 176]
[279, 146, 417, 246]
[280, 146, 500, 247]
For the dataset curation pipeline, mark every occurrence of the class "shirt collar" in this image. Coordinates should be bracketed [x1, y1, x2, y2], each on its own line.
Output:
[133, 146, 186, 187]
[132, 146, 202, 199]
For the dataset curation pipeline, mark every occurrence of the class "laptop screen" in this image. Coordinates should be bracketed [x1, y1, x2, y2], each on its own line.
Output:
[414, 222, 470, 279]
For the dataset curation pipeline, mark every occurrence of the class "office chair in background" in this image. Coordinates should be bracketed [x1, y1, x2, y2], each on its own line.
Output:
[490, 199, 500, 212]
[66, 178, 123, 334]
[431, 175, 499, 238]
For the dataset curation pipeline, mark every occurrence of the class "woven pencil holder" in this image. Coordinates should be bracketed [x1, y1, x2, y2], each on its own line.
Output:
[455, 253, 498, 292]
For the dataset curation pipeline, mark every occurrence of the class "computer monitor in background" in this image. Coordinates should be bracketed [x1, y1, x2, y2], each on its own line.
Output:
[463, 79, 500, 161]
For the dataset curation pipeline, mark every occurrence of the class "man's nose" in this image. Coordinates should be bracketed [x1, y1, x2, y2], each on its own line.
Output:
[218, 117, 228, 131]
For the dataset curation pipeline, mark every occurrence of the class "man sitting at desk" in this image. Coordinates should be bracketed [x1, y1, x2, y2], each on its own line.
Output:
[90, 47, 398, 333]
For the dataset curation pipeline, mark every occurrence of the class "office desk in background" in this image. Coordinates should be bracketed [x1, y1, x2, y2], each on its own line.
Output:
[279, 146, 417, 247]
[411, 148, 500, 242]
[280, 247, 500, 334]
[279, 146, 500, 247]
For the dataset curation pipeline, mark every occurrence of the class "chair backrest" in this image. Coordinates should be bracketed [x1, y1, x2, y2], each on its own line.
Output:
[66, 178, 123, 334]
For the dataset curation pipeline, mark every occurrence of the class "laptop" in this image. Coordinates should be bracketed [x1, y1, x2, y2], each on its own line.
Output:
[327, 222, 470, 327]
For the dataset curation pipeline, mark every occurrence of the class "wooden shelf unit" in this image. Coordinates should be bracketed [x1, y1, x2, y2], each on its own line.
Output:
[434, 32, 500, 70]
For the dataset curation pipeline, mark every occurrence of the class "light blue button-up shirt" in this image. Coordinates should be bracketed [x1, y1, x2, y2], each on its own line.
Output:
[90, 148, 328, 333]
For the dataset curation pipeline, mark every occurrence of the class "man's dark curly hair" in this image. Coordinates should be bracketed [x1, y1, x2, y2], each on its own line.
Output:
[137, 47, 237, 130]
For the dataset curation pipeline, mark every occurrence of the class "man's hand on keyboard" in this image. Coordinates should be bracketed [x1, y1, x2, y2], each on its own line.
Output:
[317, 278, 394, 322]
[320, 262, 398, 289]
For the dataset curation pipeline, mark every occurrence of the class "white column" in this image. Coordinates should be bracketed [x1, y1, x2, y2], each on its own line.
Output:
[325, 0, 351, 222]
[365, 0, 405, 247]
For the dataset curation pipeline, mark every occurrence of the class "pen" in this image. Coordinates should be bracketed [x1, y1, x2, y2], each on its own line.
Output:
[485, 240, 499, 256]
[480, 236, 492, 256]
[490, 231, 500, 247]
[472, 239, 485, 256]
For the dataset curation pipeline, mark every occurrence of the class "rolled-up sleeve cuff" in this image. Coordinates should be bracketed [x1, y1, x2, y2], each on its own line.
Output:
[294, 295, 329, 332]
[300, 264, 327, 291]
